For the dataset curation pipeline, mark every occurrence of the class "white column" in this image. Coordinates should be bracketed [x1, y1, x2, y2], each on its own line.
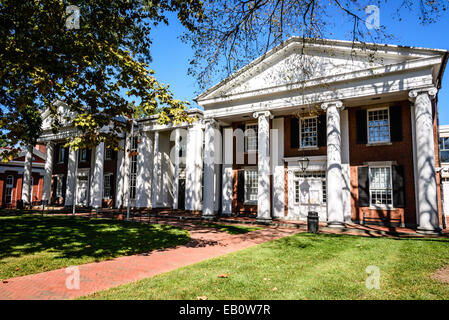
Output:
[91, 142, 104, 209]
[271, 117, 285, 218]
[21, 144, 33, 205]
[253, 111, 272, 222]
[152, 131, 160, 208]
[185, 123, 203, 211]
[172, 129, 181, 210]
[202, 118, 219, 218]
[409, 87, 441, 234]
[136, 132, 153, 208]
[115, 138, 125, 208]
[222, 127, 233, 215]
[42, 142, 54, 205]
[340, 109, 352, 222]
[321, 101, 345, 228]
[64, 148, 77, 207]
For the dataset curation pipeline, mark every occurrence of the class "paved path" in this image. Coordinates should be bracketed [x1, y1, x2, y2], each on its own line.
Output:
[0, 220, 298, 300]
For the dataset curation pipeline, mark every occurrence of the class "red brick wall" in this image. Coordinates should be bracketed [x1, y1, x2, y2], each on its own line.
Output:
[348, 101, 416, 227]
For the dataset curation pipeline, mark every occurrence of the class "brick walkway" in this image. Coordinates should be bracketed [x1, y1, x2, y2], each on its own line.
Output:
[0, 220, 298, 300]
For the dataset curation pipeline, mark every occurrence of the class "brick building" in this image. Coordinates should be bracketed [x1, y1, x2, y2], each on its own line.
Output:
[0, 146, 46, 208]
[21, 38, 448, 234]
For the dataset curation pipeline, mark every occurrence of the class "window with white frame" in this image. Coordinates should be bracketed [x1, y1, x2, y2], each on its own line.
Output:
[368, 108, 390, 143]
[300, 117, 318, 148]
[439, 137, 449, 163]
[79, 149, 88, 162]
[58, 147, 66, 163]
[103, 174, 113, 199]
[245, 124, 258, 152]
[105, 148, 113, 160]
[244, 169, 258, 202]
[293, 171, 326, 204]
[5, 175, 13, 204]
[129, 137, 138, 200]
[56, 175, 64, 197]
[369, 166, 392, 206]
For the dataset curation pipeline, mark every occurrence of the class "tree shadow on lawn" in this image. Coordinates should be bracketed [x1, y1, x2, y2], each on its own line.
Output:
[0, 215, 190, 261]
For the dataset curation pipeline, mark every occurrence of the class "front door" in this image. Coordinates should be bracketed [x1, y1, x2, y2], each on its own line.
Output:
[292, 171, 327, 221]
[76, 171, 89, 207]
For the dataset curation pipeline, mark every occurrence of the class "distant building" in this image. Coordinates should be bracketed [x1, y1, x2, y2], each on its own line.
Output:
[0, 146, 46, 208]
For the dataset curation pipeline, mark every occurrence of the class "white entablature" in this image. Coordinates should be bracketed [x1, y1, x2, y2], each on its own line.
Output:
[195, 37, 447, 118]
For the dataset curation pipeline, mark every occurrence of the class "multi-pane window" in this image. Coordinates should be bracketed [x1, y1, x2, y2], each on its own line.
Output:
[5, 175, 13, 204]
[79, 149, 88, 162]
[56, 175, 64, 197]
[368, 109, 390, 143]
[245, 124, 258, 152]
[105, 148, 113, 160]
[58, 147, 66, 163]
[244, 169, 258, 202]
[440, 137, 449, 163]
[369, 166, 392, 206]
[103, 174, 112, 199]
[129, 137, 138, 200]
[294, 171, 326, 204]
[300, 117, 318, 148]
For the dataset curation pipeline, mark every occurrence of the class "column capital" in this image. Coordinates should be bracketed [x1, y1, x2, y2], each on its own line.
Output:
[321, 101, 344, 111]
[409, 86, 438, 101]
[203, 118, 219, 128]
[252, 110, 273, 119]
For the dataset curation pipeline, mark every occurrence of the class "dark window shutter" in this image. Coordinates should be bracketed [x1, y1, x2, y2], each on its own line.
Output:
[52, 177, 57, 198]
[317, 114, 327, 147]
[356, 110, 368, 144]
[358, 166, 370, 207]
[237, 170, 245, 203]
[392, 165, 405, 208]
[64, 147, 69, 163]
[389, 106, 403, 142]
[290, 118, 299, 149]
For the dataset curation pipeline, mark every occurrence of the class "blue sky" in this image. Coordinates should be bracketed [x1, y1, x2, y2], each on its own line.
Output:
[147, 4, 449, 123]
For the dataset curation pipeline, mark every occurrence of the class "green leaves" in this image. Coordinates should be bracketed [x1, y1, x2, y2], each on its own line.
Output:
[0, 0, 203, 158]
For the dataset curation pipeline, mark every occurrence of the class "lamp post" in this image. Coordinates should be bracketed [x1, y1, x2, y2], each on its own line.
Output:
[298, 157, 309, 172]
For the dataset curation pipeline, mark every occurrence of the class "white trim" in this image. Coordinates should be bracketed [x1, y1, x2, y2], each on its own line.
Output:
[366, 107, 391, 145]
[244, 167, 258, 205]
[299, 115, 318, 149]
[244, 122, 258, 153]
[368, 165, 394, 209]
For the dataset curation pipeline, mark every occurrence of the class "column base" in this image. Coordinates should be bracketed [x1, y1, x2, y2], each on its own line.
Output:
[326, 221, 346, 229]
[416, 226, 442, 235]
[256, 217, 272, 225]
[202, 214, 217, 221]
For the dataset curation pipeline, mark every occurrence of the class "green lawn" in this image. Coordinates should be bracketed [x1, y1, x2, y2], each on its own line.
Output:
[0, 215, 190, 279]
[196, 222, 262, 235]
[83, 233, 449, 300]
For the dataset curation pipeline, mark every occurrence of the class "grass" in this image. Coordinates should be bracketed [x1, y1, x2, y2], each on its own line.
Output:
[196, 222, 262, 235]
[83, 233, 449, 300]
[0, 215, 190, 279]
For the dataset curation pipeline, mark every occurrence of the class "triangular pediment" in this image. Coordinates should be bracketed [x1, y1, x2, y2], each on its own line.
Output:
[196, 37, 445, 102]
[41, 100, 76, 131]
